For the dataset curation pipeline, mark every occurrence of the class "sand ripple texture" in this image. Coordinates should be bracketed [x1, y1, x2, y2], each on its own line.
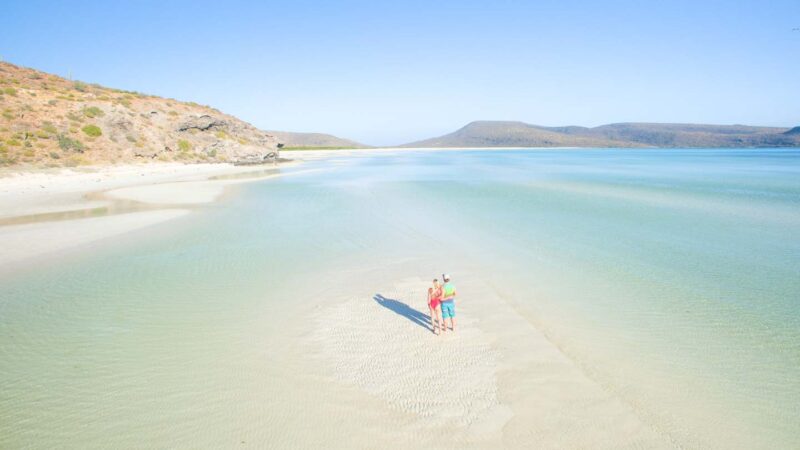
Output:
[305, 273, 678, 449]
[308, 277, 512, 443]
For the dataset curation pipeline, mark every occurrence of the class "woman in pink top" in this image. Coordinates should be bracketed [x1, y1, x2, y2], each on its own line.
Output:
[427, 279, 443, 335]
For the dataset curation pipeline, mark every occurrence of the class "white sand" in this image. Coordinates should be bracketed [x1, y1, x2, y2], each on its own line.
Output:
[0, 209, 189, 267]
[305, 272, 673, 448]
[311, 277, 512, 432]
[105, 180, 232, 205]
[0, 162, 301, 269]
[0, 163, 261, 218]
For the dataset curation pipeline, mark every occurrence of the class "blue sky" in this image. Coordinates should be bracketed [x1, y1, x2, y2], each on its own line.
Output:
[2, 0, 799, 145]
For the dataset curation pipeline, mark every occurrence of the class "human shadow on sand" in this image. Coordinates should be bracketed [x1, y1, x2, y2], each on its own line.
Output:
[373, 294, 431, 331]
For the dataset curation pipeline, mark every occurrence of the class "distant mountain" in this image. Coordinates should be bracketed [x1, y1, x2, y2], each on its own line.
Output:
[267, 130, 370, 149]
[402, 121, 800, 148]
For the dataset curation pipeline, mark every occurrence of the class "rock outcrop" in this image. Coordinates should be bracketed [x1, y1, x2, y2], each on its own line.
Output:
[177, 115, 226, 132]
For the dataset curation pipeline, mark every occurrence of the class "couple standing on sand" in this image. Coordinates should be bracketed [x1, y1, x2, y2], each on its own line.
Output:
[427, 274, 457, 335]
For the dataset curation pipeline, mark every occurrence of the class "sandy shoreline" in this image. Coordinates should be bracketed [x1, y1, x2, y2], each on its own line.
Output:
[0, 148, 408, 268]
[0, 161, 312, 268]
[0, 163, 282, 218]
[300, 264, 674, 448]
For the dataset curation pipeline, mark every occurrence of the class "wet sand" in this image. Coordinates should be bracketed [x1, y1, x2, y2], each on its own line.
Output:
[303, 270, 672, 449]
[0, 162, 305, 267]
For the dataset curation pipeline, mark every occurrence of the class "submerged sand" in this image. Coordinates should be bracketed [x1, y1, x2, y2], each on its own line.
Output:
[0, 162, 311, 268]
[1, 154, 682, 448]
[0, 209, 190, 268]
[304, 271, 673, 448]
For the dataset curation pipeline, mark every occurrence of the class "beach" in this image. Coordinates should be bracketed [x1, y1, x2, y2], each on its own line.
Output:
[1, 149, 798, 449]
[4, 0, 798, 445]
[0, 161, 306, 268]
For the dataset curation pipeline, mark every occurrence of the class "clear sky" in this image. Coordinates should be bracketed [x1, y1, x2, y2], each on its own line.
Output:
[2, 0, 799, 145]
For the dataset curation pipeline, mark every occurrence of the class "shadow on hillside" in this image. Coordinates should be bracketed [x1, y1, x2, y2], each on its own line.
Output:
[373, 294, 431, 331]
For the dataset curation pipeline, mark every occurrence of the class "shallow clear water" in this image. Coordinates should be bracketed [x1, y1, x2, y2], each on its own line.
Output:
[1, 149, 799, 448]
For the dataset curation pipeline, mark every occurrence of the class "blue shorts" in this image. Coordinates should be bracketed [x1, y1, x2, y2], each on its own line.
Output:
[441, 300, 455, 319]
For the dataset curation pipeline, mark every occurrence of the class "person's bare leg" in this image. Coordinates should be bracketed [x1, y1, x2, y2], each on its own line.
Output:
[436, 307, 444, 335]
[430, 306, 439, 334]
[451, 316, 456, 332]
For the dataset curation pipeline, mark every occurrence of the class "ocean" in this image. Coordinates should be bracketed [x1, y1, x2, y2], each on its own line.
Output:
[1, 149, 798, 448]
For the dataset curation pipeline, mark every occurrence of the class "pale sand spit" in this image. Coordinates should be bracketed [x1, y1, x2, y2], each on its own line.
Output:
[0, 163, 266, 218]
[0, 209, 189, 268]
[305, 272, 675, 449]
[0, 162, 303, 269]
[103, 167, 324, 205]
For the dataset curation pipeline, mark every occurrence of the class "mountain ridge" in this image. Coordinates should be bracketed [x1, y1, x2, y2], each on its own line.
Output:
[401, 120, 800, 148]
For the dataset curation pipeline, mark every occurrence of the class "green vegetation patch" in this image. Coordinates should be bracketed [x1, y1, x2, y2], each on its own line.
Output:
[83, 106, 105, 118]
[177, 139, 192, 151]
[0, 154, 17, 166]
[81, 125, 102, 137]
[58, 134, 85, 152]
[3, 87, 17, 96]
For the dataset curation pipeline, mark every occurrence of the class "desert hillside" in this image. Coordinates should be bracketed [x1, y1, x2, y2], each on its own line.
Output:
[0, 62, 279, 167]
[403, 120, 800, 148]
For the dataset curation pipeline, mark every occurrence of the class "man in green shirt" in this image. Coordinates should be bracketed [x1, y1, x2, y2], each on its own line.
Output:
[440, 274, 457, 332]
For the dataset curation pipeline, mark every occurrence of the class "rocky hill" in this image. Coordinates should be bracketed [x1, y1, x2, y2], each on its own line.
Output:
[266, 130, 369, 149]
[403, 121, 635, 148]
[0, 62, 279, 167]
[403, 121, 800, 148]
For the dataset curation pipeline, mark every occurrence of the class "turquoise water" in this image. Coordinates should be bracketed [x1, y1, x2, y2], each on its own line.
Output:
[1, 149, 799, 448]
